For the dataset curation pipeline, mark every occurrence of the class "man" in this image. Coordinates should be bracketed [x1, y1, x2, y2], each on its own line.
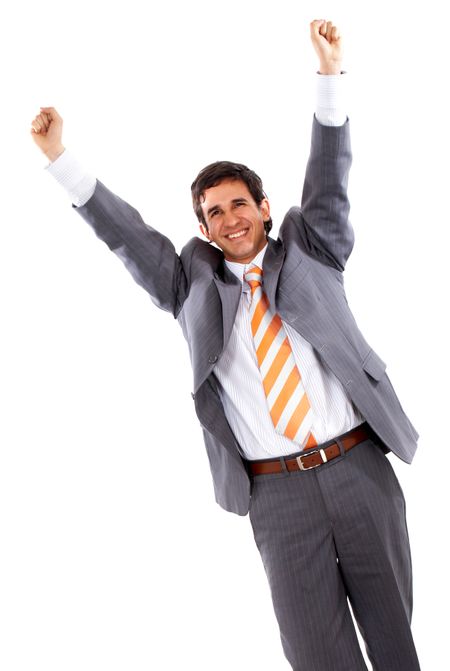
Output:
[31, 19, 421, 671]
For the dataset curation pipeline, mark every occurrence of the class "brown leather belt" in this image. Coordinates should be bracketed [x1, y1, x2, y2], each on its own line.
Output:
[247, 424, 371, 476]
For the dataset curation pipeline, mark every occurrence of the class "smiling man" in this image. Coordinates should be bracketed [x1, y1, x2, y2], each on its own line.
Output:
[196, 173, 270, 263]
[31, 19, 421, 671]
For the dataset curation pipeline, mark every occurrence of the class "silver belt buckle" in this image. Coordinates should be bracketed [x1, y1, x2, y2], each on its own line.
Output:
[296, 448, 328, 471]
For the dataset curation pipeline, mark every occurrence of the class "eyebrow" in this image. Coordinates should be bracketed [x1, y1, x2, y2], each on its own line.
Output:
[207, 198, 249, 217]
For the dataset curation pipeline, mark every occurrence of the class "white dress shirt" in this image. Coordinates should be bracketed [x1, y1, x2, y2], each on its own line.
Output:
[46, 73, 363, 460]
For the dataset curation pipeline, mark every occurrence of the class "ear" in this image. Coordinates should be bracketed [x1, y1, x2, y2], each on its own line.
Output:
[259, 197, 270, 221]
[199, 223, 211, 241]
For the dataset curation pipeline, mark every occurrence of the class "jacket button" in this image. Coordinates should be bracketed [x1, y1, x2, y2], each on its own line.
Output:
[208, 355, 218, 364]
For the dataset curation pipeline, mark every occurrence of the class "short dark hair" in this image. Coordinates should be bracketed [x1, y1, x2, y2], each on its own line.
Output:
[191, 160, 273, 236]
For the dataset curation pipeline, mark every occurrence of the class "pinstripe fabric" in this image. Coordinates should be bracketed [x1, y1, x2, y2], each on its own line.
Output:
[73, 117, 420, 519]
[248, 436, 421, 671]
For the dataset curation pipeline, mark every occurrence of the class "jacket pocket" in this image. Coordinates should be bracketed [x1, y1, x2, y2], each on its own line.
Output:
[362, 349, 387, 381]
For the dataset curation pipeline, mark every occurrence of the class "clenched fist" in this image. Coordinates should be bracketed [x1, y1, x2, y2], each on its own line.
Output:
[310, 20, 343, 75]
[30, 107, 65, 162]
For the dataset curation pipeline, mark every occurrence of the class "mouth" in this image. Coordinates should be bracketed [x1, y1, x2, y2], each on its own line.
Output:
[225, 228, 249, 241]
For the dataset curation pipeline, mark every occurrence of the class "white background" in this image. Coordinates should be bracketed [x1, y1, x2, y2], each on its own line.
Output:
[1, 1, 448, 669]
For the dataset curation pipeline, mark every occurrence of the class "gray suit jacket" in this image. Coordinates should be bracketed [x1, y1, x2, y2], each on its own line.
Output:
[75, 116, 419, 515]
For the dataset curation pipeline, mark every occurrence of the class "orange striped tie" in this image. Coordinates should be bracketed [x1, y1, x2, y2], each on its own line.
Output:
[245, 266, 317, 448]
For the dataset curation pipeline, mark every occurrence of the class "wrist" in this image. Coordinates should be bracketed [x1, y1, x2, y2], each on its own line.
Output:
[318, 62, 342, 75]
[45, 144, 65, 163]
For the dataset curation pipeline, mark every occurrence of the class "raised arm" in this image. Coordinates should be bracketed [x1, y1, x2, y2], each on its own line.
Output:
[31, 108, 188, 316]
[284, 20, 354, 271]
[299, 110, 353, 272]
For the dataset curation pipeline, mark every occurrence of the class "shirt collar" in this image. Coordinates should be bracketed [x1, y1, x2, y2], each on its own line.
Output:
[224, 243, 268, 289]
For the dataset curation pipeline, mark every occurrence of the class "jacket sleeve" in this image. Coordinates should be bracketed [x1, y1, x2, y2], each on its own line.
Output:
[286, 115, 354, 271]
[73, 180, 188, 317]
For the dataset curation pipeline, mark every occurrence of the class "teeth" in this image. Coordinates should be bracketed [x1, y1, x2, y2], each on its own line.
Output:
[228, 229, 247, 239]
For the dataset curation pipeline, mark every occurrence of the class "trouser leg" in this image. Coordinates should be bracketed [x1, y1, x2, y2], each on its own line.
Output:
[249, 468, 368, 671]
[316, 438, 421, 670]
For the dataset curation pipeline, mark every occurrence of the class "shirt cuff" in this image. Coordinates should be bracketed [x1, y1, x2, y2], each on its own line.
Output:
[45, 149, 97, 207]
[315, 71, 348, 127]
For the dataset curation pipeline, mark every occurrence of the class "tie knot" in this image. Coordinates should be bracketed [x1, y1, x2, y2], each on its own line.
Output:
[244, 266, 263, 288]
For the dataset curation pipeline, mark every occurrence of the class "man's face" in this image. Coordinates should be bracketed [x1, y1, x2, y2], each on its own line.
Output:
[199, 179, 270, 264]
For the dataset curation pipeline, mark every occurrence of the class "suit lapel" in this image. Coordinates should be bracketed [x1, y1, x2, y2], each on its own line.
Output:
[195, 238, 284, 394]
[212, 238, 285, 348]
[261, 238, 285, 309]
[212, 265, 242, 351]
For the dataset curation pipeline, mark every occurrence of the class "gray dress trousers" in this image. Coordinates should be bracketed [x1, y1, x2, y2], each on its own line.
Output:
[248, 436, 421, 670]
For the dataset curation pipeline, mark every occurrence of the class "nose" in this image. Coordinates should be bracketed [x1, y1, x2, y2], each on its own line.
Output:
[223, 209, 241, 229]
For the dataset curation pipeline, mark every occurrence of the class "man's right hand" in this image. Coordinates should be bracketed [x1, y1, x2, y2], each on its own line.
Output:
[30, 107, 65, 162]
